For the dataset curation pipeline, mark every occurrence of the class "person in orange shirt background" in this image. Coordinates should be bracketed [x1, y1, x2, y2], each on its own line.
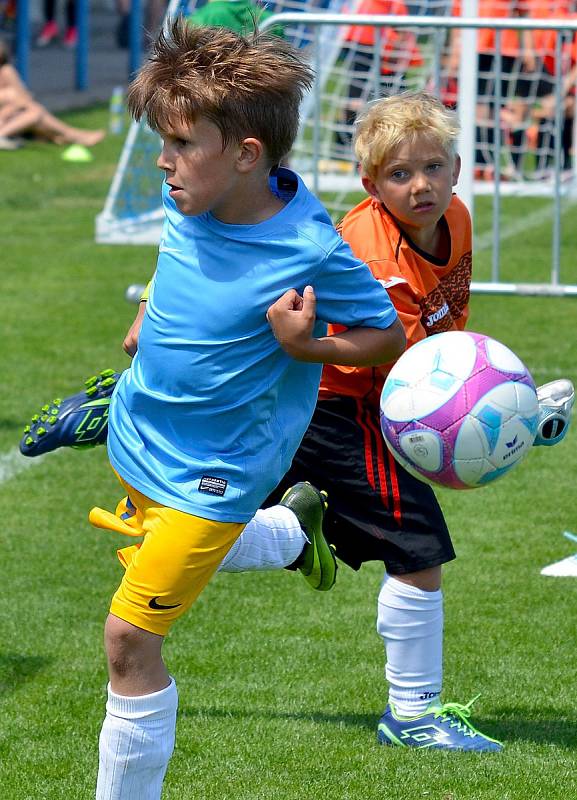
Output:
[447, 0, 539, 177]
[335, 0, 423, 153]
[523, 0, 577, 177]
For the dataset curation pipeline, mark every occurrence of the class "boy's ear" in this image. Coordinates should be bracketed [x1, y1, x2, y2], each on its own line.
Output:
[237, 138, 263, 173]
[361, 174, 381, 202]
[452, 154, 461, 186]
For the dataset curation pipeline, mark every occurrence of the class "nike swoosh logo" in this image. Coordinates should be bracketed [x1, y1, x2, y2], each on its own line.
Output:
[148, 596, 181, 610]
[159, 246, 182, 254]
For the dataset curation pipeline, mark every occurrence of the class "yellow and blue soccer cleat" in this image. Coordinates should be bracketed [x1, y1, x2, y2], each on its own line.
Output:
[377, 696, 503, 752]
[280, 482, 337, 592]
[19, 369, 119, 457]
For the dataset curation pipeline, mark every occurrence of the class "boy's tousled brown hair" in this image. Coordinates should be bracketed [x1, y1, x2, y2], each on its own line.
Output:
[127, 17, 314, 165]
[355, 92, 461, 180]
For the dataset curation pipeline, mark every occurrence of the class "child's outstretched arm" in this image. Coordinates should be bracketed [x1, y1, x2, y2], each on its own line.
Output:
[267, 285, 406, 367]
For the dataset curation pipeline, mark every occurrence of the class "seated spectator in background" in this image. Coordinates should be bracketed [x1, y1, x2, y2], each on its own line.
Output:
[36, 0, 77, 48]
[0, 38, 105, 150]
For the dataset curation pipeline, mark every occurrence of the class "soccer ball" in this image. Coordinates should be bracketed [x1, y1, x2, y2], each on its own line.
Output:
[379, 331, 539, 489]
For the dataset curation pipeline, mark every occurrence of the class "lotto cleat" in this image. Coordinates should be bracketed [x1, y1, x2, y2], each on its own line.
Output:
[19, 369, 119, 457]
[377, 697, 503, 752]
[533, 379, 575, 447]
[280, 482, 336, 591]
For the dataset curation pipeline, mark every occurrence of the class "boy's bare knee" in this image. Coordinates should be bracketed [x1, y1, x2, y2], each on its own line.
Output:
[392, 565, 442, 593]
[105, 616, 135, 671]
[104, 614, 161, 678]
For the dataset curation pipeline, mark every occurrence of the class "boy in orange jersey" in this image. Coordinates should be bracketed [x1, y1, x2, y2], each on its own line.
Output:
[260, 91, 509, 750]
[236, 90, 564, 749]
[296, 92, 571, 749]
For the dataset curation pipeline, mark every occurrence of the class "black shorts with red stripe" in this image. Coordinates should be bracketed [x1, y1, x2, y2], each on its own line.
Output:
[265, 396, 456, 575]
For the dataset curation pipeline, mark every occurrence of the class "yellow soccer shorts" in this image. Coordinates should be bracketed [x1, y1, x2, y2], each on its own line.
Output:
[89, 476, 245, 636]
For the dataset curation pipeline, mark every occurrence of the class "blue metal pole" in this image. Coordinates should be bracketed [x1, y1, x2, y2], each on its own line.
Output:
[15, 0, 29, 84]
[129, 0, 144, 79]
[75, 0, 89, 90]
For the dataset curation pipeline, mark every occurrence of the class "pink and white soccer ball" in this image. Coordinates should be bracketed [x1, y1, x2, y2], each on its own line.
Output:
[379, 331, 539, 489]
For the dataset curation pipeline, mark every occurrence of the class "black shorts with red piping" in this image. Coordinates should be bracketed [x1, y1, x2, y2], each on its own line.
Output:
[265, 396, 456, 575]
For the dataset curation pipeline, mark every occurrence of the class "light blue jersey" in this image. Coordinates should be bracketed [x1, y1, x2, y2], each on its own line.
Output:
[108, 169, 398, 521]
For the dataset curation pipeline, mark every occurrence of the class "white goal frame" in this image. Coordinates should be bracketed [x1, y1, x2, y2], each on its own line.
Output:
[95, 9, 577, 296]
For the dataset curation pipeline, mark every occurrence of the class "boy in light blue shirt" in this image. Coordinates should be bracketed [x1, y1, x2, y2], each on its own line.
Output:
[91, 19, 405, 800]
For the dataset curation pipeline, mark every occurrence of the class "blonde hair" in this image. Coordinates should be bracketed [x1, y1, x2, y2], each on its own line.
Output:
[354, 92, 460, 180]
[127, 17, 313, 165]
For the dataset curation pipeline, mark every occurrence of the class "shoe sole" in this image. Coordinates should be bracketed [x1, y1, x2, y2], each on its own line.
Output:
[20, 370, 117, 457]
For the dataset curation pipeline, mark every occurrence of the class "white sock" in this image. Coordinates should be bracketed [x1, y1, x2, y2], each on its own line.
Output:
[377, 573, 443, 717]
[96, 678, 178, 800]
[219, 506, 306, 572]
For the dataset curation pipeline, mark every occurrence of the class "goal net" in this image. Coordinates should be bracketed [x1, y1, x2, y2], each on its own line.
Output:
[95, 0, 576, 245]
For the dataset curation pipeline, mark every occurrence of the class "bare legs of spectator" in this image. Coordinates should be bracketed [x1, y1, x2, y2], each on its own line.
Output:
[0, 88, 105, 146]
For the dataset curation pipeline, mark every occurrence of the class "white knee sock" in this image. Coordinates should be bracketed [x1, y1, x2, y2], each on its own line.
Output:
[377, 573, 443, 717]
[219, 506, 306, 572]
[96, 678, 178, 800]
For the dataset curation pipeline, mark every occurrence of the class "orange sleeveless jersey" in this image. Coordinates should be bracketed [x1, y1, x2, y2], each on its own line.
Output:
[319, 195, 472, 408]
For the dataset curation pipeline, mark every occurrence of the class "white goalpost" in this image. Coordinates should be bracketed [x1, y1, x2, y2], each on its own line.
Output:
[97, 0, 461, 244]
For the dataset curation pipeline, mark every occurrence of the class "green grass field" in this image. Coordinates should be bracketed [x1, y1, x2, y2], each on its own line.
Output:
[1, 106, 576, 800]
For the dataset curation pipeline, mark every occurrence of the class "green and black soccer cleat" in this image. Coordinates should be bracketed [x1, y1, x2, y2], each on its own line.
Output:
[280, 481, 337, 591]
